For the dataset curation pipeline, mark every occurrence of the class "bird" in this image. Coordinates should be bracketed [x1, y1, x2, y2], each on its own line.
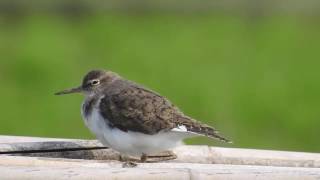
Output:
[55, 69, 231, 163]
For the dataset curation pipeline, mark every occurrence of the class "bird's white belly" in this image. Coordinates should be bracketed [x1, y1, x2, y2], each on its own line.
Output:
[82, 108, 187, 157]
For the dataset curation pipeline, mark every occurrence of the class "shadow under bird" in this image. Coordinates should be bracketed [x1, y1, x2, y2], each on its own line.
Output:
[55, 70, 231, 162]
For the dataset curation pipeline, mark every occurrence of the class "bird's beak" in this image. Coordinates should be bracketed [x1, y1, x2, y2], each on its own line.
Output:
[54, 86, 83, 95]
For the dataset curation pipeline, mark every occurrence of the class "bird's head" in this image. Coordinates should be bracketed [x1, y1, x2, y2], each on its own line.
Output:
[55, 69, 119, 97]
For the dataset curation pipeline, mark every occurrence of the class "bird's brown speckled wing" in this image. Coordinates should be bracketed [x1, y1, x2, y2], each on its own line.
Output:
[99, 82, 231, 143]
[99, 83, 177, 134]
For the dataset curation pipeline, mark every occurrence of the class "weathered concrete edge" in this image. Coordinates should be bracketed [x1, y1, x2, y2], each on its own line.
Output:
[0, 156, 320, 180]
[1, 135, 320, 168]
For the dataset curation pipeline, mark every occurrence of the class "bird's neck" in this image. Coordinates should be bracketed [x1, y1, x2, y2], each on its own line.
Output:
[83, 95, 100, 118]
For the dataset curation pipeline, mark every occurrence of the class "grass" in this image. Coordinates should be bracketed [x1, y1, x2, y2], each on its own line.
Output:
[0, 13, 319, 152]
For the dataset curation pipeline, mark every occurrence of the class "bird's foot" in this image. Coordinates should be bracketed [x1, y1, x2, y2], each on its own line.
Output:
[119, 154, 140, 167]
[122, 161, 138, 168]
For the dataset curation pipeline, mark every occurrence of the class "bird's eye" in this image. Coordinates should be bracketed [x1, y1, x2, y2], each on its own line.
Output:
[91, 80, 100, 86]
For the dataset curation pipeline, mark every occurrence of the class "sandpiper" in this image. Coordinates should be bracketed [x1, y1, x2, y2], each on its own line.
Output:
[55, 69, 231, 162]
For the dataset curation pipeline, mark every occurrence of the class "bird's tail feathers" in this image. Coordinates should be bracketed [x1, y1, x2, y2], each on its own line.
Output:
[200, 126, 232, 143]
[176, 116, 232, 143]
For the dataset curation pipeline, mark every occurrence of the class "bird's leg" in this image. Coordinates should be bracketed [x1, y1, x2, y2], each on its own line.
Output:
[140, 153, 148, 163]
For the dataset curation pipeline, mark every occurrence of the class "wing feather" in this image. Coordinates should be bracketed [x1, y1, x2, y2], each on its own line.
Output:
[99, 83, 176, 134]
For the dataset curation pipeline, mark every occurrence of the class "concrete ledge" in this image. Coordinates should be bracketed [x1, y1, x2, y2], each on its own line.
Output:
[1, 159, 320, 180]
[1, 135, 320, 179]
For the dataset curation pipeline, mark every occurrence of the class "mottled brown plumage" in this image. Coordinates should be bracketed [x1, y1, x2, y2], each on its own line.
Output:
[95, 71, 231, 143]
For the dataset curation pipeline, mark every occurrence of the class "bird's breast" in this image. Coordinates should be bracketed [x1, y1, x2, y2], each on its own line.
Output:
[81, 97, 111, 142]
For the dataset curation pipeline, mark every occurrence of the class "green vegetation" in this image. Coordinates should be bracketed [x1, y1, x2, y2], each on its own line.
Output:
[0, 14, 319, 152]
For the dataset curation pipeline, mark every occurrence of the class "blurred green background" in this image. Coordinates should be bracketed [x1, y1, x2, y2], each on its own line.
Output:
[0, 0, 319, 152]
